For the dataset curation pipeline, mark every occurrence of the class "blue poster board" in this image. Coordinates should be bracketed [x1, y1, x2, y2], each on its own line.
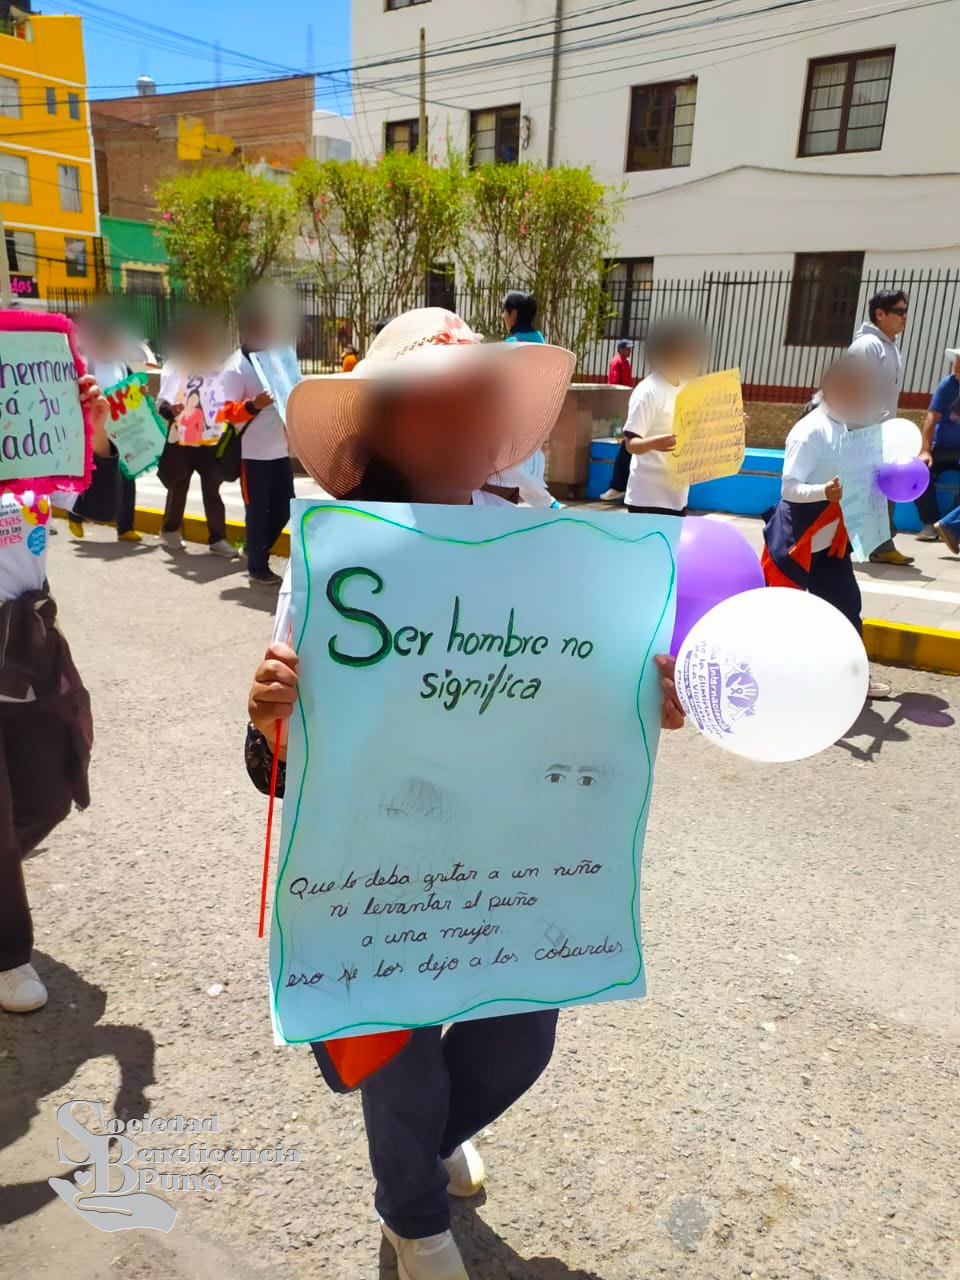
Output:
[250, 346, 302, 424]
[270, 501, 679, 1044]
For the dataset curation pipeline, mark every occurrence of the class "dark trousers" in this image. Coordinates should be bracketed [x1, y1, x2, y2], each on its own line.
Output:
[159, 443, 226, 545]
[610, 441, 631, 493]
[0, 703, 74, 970]
[807, 548, 862, 636]
[241, 458, 294, 573]
[72, 458, 136, 535]
[916, 447, 960, 526]
[358, 1010, 558, 1238]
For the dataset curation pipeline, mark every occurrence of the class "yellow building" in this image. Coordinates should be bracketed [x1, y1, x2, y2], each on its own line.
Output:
[0, 4, 98, 303]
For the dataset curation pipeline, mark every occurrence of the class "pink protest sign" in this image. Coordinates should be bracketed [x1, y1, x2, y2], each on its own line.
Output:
[0, 310, 92, 496]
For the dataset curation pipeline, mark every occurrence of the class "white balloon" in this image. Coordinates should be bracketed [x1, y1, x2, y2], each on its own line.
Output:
[674, 588, 869, 763]
[881, 417, 922, 463]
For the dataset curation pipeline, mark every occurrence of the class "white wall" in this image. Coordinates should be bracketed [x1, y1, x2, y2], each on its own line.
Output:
[352, 0, 960, 270]
[312, 109, 354, 163]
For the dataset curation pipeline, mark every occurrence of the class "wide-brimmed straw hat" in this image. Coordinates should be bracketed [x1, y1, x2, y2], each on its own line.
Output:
[285, 307, 575, 497]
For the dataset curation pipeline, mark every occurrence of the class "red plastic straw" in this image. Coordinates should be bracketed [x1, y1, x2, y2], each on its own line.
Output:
[258, 720, 282, 939]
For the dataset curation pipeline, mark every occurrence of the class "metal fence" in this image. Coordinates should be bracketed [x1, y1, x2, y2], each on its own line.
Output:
[49, 265, 960, 405]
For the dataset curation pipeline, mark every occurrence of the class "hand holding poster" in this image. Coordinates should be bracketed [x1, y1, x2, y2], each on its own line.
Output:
[664, 368, 745, 487]
[0, 311, 90, 496]
[270, 501, 679, 1045]
[839, 423, 889, 561]
[250, 346, 302, 424]
[103, 373, 167, 480]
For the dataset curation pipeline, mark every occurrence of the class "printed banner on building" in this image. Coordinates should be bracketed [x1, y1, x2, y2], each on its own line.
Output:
[103, 372, 168, 480]
[250, 346, 302, 424]
[0, 312, 90, 496]
[270, 501, 679, 1044]
[665, 368, 745, 487]
[840, 423, 889, 562]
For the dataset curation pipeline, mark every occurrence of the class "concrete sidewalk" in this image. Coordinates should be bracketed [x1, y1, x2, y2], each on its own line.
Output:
[82, 473, 960, 674]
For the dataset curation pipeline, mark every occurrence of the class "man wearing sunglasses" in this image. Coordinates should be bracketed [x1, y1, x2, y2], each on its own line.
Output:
[848, 288, 914, 566]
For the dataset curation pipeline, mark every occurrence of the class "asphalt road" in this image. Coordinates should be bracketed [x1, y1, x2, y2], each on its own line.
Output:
[1, 527, 958, 1280]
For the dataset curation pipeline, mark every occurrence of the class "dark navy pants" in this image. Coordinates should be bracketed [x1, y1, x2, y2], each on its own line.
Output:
[242, 457, 294, 573]
[807, 548, 862, 636]
[359, 1010, 558, 1239]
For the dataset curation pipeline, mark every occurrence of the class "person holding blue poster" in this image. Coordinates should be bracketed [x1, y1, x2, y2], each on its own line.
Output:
[762, 357, 891, 701]
[0, 371, 110, 1014]
[67, 306, 142, 544]
[219, 292, 296, 587]
[244, 309, 685, 1280]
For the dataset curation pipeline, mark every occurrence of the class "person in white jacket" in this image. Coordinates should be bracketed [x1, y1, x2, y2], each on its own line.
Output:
[847, 288, 913, 567]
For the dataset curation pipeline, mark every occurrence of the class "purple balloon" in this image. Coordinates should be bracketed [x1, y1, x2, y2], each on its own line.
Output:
[670, 516, 765, 655]
[875, 457, 930, 503]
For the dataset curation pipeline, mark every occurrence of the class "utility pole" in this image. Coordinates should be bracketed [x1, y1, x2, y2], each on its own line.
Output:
[0, 208, 12, 307]
[546, 0, 564, 168]
[418, 27, 427, 159]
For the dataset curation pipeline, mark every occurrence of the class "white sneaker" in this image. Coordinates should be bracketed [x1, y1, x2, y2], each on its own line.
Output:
[599, 488, 625, 501]
[0, 963, 48, 1013]
[868, 677, 893, 700]
[443, 1141, 485, 1197]
[160, 529, 184, 552]
[381, 1224, 469, 1280]
[916, 525, 940, 542]
[209, 539, 240, 559]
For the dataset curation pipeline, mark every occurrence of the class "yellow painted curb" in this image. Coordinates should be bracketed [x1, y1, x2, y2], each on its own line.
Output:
[863, 618, 960, 677]
[53, 504, 291, 559]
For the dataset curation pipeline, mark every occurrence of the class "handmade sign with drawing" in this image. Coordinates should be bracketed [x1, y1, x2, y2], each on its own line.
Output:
[839, 423, 889, 562]
[103, 372, 168, 480]
[270, 501, 679, 1045]
[250, 346, 302, 424]
[0, 311, 90, 496]
[664, 367, 745, 487]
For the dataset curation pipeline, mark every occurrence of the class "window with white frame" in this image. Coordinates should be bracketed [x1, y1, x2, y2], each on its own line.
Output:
[0, 152, 30, 204]
[0, 75, 21, 119]
[64, 237, 87, 277]
[58, 163, 82, 212]
[5, 229, 36, 275]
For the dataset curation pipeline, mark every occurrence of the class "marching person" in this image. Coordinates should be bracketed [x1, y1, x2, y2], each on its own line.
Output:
[848, 289, 914, 566]
[156, 311, 238, 559]
[916, 346, 960, 544]
[218, 293, 296, 588]
[67, 306, 141, 544]
[621, 318, 707, 517]
[600, 339, 637, 502]
[243, 309, 685, 1280]
[762, 357, 892, 700]
[0, 375, 109, 1013]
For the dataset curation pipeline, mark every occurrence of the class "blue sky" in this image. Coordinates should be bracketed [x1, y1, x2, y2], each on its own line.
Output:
[49, 0, 351, 110]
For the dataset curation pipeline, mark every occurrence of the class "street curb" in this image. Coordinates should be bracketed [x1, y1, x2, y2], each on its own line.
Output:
[862, 618, 960, 678]
[55, 503, 291, 559]
[55, 505, 960, 677]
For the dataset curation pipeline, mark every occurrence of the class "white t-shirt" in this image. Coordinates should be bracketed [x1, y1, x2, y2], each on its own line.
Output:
[218, 348, 289, 462]
[0, 490, 53, 603]
[623, 372, 687, 512]
[272, 491, 511, 642]
[781, 403, 847, 553]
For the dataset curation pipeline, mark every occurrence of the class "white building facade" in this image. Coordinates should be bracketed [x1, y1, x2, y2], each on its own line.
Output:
[351, 0, 960, 393]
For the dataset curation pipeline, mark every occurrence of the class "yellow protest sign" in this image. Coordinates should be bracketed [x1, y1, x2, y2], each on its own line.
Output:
[664, 368, 745, 487]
